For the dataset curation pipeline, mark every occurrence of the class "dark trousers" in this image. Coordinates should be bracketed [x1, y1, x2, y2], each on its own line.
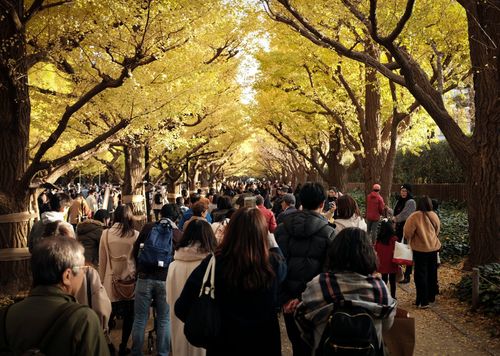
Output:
[110, 300, 134, 350]
[413, 250, 438, 306]
[382, 273, 397, 298]
[284, 312, 311, 356]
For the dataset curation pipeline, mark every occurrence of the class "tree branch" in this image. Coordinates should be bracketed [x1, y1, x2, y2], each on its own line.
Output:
[0, 0, 23, 30]
[23, 0, 73, 24]
[263, 0, 406, 86]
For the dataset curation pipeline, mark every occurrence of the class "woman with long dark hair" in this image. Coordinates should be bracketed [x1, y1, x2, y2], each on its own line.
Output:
[175, 207, 286, 356]
[99, 204, 139, 355]
[404, 196, 441, 308]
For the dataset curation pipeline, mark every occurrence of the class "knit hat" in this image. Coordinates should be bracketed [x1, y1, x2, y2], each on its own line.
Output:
[401, 183, 412, 192]
[282, 193, 296, 206]
[372, 184, 381, 191]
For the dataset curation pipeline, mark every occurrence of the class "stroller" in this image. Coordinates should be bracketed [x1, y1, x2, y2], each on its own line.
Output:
[146, 302, 157, 354]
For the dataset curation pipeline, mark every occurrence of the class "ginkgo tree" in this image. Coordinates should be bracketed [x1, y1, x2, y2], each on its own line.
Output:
[255, 4, 469, 201]
[0, 0, 249, 292]
[263, 0, 498, 265]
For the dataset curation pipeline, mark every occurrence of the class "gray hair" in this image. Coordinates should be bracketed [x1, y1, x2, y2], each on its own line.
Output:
[31, 237, 85, 286]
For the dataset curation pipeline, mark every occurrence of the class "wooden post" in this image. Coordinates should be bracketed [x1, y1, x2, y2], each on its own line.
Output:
[472, 267, 480, 311]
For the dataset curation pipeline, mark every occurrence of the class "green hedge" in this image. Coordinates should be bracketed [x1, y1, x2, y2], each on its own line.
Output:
[454, 263, 500, 318]
[438, 202, 469, 262]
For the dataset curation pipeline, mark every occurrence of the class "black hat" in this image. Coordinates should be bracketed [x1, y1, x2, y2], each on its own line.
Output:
[401, 183, 412, 192]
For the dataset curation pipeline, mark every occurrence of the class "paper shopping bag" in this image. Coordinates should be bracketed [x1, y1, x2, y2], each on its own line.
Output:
[383, 308, 415, 356]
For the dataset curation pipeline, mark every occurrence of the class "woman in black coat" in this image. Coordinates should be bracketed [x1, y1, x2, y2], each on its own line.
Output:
[175, 207, 287, 356]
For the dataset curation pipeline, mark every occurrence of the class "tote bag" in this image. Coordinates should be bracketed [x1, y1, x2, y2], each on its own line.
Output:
[184, 255, 222, 348]
[392, 241, 413, 265]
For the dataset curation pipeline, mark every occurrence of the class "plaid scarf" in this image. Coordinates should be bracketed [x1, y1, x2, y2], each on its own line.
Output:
[296, 272, 396, 348]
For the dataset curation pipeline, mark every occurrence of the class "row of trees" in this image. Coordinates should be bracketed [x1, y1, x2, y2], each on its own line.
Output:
[0, 0, 497, 293]
[254, 0, 498, 266]
[0, 0, 256, 291]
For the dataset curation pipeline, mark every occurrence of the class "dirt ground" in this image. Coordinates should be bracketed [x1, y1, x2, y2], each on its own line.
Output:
[110, 263, 500, 355]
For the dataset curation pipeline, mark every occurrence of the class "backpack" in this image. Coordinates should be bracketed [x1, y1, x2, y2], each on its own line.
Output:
[319, 301, 382, 356]
[154, 192, 162, 205]
[138, 220, 173, 269]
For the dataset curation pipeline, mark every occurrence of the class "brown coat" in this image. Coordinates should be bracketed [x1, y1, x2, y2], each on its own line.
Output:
[403, 211, 441, 252]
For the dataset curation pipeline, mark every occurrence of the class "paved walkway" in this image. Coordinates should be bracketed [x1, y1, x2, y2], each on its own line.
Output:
[110, 273, 499, 355]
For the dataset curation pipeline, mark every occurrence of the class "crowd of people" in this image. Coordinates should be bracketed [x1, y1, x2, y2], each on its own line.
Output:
[0, 179, 443, 356]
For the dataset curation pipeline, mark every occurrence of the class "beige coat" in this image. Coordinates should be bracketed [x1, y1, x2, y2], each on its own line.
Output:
[75, 266, 112, 336]
[98, 224, 139, 302]
[403, 211, 441, 252]
[166, 244, 209, 356]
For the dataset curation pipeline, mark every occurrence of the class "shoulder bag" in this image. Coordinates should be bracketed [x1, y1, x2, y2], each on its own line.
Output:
[105, 230, 135, 300]
[183, 254, 222, 348]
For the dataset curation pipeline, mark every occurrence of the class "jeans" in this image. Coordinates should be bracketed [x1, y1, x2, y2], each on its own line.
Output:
[131, 278, 170, 356]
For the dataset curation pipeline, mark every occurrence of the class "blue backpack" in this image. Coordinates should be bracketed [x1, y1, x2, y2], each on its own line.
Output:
[138, 220, 173, 269]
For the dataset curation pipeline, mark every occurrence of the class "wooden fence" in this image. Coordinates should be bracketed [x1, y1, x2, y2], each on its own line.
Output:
[346, 183, 467, 202]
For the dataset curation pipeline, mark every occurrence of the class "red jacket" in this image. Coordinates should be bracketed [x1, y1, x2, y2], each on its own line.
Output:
[366, 191, 385, 221]
[257, 205, 277, 233]
[375, 236, 399, 274]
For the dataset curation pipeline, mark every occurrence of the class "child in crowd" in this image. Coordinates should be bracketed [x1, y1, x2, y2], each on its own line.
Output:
[375, 219, 399, 298]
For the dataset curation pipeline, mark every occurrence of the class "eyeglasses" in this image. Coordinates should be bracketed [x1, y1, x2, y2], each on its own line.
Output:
[71, 265, 90, 274]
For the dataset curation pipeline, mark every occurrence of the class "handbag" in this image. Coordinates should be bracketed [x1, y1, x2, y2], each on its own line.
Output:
[105, 231, 135, 300]
[111, 275, 135, 300]
[392, 241, 413, 266]
[184, 255, 222, 348]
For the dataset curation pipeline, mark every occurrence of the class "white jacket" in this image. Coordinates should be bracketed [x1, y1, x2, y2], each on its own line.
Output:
[334, 215, 368, 234]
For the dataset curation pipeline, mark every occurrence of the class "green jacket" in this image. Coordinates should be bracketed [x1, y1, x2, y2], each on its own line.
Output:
[0, 285, 110, 356]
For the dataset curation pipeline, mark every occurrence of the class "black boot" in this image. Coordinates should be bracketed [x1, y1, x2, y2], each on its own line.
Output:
[118, 344, 130, 356]
[399, 276, 410, 284]
[108, 343, 116, 356]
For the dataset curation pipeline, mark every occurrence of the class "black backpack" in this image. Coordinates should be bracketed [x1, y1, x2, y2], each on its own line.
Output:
[318, 300, 382, 356]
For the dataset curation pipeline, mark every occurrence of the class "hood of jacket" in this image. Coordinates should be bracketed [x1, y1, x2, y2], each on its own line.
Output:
[41, 211, 66, 224]
[76, 219, 105, 235]
[173, 243, 210, 262]
[335, 215, 365, 229]
[282, 210, 329, 240]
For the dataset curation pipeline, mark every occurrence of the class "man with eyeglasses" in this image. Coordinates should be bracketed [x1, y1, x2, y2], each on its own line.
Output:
[0, 237, 109, 355]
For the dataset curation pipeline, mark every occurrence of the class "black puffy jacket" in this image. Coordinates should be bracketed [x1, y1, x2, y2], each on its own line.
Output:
[274, 210, 335, 304]
[76, 220, 105, 267]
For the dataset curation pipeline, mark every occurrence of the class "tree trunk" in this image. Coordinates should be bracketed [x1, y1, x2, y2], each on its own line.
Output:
[123, 145, 146, 229]
[165, 178, 177, 195]
[361, 52, 383, 197]
[0, 0, 34, 293]
[461, 0, 500, 266]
